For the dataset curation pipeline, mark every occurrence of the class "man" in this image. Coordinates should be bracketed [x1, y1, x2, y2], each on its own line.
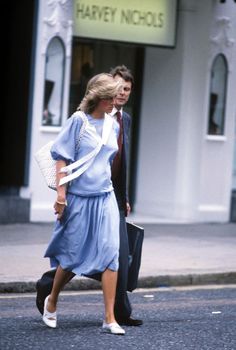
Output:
[36, 65, 143, 327]
[109, 65, 142, 326]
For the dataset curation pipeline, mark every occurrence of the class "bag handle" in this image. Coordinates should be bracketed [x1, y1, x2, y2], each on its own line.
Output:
[59, 114, 113, 186]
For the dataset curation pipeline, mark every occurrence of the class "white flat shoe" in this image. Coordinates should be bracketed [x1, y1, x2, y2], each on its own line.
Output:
[42, 295, 57, 328]
[102, 321, 125, 335]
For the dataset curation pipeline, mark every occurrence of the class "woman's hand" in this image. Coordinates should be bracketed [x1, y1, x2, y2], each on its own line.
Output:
[54, 160, 67, 220]
[54, 199, 67, 220]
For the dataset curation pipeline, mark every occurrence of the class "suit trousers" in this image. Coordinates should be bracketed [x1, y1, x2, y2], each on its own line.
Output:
[114, 209, 132, 320]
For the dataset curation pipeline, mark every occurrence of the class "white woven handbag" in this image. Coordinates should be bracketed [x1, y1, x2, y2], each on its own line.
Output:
[35, 140, 58, 190]
[34, 112, 88, 190]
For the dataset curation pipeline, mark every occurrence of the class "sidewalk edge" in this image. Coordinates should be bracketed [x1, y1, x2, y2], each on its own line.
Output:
[0, 272, 236, 293]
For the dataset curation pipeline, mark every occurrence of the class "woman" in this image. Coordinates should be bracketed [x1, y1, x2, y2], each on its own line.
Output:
[42, 73, 125, 335]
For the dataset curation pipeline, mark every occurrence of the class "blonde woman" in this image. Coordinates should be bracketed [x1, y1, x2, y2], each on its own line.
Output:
[42, 73, 125, 335]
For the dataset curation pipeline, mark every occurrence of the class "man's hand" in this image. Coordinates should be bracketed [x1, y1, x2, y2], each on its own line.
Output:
[126, 202, 131, 216]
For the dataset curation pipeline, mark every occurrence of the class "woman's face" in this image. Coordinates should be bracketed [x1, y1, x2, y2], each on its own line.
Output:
[100, 97, 114, 114]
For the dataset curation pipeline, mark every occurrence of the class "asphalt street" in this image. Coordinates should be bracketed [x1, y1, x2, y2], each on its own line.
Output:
[1, 285, 236, 350]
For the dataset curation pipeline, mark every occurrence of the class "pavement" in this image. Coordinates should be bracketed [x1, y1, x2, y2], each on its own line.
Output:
[0, 221, 236, 293]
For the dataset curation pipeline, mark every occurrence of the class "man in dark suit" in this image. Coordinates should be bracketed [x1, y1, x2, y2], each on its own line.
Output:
[109, 65, 142, 326]
[36, 65, 143, 327]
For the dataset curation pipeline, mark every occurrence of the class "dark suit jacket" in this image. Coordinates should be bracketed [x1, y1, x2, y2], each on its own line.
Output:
[113, 111, 131, 215]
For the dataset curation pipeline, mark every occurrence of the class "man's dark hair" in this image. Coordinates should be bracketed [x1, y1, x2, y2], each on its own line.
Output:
[110, 65, 134, 88]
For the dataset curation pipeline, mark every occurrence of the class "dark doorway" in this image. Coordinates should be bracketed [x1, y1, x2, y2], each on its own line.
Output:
[69, 38, 144, 208]
[0, 1, 37, 222]
[1, 0, 37, 191]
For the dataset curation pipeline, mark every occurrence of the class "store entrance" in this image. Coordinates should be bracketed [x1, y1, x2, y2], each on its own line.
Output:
[69, 39, 144, 208]
[2, 1, 36, 191]
[0, 0, 36, 222]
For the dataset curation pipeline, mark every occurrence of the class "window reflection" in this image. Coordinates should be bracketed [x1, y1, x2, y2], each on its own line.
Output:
[42, 37, 65, 126]
[69, 41, 94, 116]
[207, 54, 228, 135]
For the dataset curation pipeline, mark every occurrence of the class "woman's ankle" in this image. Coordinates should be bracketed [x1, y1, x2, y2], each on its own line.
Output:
[105, 314, 116, 324]
[47, 295, 57, 313]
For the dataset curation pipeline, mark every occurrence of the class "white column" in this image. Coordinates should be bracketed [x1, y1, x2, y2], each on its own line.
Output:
[29, 0, 73, 222]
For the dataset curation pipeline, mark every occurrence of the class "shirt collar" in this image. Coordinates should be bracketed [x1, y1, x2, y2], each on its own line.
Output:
[111, 107, 123, 118]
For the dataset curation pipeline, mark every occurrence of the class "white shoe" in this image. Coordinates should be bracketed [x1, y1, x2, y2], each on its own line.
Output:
[102, 321, 125, 335]
[42, 295, 57, 328]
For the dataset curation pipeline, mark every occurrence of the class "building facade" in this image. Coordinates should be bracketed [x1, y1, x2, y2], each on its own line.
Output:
[2, 0, 236, 223]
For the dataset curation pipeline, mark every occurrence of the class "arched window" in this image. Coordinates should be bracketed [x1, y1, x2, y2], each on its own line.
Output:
[207, 54, 228, 135]
[42, 37, 65, 126]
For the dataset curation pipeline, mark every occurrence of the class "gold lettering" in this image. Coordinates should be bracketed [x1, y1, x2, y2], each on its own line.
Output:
[103, 7, 110, 22]
[138, 11, 146, 26]
[158, 13, 164, 28]
[145, 12, 153, 27]
[76, 3, 84, 18]
[121, 9, 130, 24]
[76, 4, 164, 28]
[132, 10, 140, 25]
[120, 8, 164, 29]
[83, 5, 91, 19]
[110, 8, 117, 22]
[78, 4, 117, 23]
[91, 6, 98, 20]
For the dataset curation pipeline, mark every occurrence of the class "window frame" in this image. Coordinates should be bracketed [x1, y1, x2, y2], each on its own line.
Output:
[207, 53, 228, 137]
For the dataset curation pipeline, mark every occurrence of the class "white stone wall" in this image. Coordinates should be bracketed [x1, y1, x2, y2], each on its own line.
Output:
[198, 1, 236, 221]
[134, 0, 236, 222]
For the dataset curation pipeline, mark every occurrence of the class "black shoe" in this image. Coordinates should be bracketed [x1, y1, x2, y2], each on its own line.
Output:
[116, 317, 143, 326]
[36, 280, 47, 315]
[36, 280, 52, 315]
[35, 270, 56, 315]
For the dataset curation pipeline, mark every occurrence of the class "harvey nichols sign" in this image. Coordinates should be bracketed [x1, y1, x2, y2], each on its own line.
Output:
[73, 0, 178, 47]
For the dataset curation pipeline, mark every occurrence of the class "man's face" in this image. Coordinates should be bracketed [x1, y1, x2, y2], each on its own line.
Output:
[113, 75, 132, 109]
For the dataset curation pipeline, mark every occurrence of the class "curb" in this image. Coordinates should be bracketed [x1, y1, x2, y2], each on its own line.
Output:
[0, 272, 236, 293]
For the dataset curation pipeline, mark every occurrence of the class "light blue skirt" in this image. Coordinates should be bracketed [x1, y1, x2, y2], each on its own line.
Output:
[44, 191, 120, 276]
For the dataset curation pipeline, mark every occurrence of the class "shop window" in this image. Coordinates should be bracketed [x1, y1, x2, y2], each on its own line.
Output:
[42, 37, 65, 126]
[69, 41, 94, 116]
[207, 54, 228, 135]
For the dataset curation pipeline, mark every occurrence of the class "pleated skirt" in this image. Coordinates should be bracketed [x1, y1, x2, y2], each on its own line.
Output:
[44, 191, 120, 276]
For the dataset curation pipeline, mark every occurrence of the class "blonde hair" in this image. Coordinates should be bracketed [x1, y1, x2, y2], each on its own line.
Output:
[77, 73, 121, 114]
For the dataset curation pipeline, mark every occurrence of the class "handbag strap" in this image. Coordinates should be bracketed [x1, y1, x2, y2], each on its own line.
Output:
[59, 114, 113, 186]
[75, 111, 88, 150]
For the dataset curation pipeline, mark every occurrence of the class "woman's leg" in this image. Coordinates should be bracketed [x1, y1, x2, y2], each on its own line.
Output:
[46, 266, 72, 313]
[101, 269, 118, 324]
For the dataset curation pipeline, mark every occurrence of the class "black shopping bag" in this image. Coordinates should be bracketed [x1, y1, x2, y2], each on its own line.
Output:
[126, 222, 144, 292]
